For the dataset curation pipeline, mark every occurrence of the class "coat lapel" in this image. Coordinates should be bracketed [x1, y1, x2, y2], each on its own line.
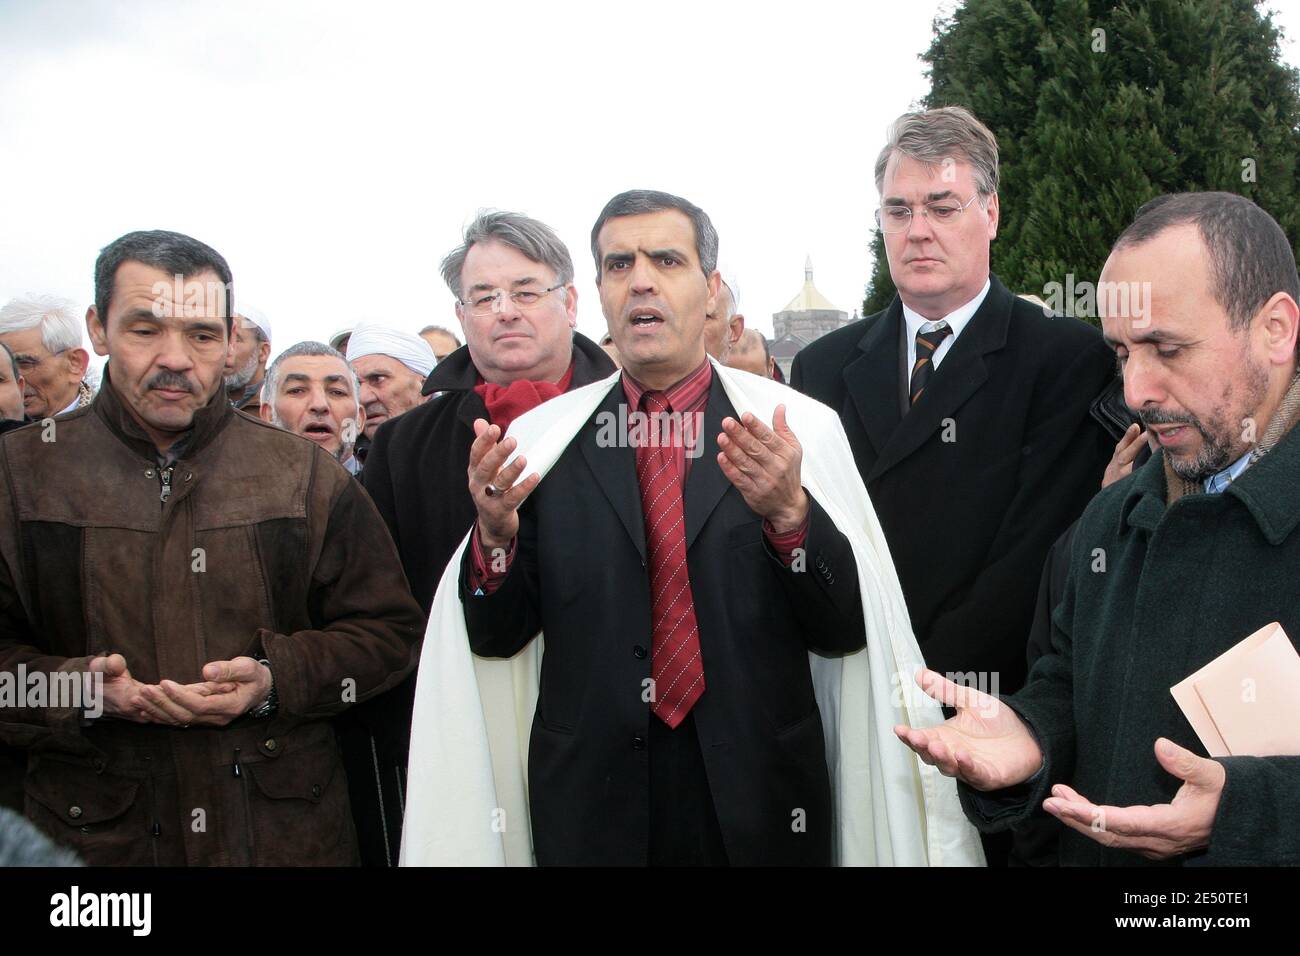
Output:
[841, 299, 905, 465]
[578, 384, 646, 562]
[684, 375, 735, 551]
[865, 278, 1011, 481]
[455, 391, 487, 432]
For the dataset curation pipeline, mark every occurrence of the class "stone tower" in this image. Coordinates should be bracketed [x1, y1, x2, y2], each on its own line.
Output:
[770, 257, 852, 379]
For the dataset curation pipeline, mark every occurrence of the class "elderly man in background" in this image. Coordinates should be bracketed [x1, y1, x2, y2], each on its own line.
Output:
[0, 229, 423, 865]
[223, 304, 272, 415]
[702, 276, 744, 363]
[340, 210, 614, 866]
[727, 328, 776, 378]
[346, 324, 435, 443]
[419, 324, 461, 362]
[0, 294, 92, 420]
[260, 341, 366, 475]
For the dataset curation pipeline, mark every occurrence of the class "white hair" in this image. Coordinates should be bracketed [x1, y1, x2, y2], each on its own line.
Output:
[0, 294, 84, 353]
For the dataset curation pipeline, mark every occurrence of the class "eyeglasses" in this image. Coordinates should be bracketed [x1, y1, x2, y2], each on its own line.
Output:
[459, 284, 564, 316]
[874, 194, 982, 233]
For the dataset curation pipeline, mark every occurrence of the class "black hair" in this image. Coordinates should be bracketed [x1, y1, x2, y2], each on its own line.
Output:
[93, 230, 234, 332]
[591, 190, 719, 278]
[1116, 192, 1299, 332]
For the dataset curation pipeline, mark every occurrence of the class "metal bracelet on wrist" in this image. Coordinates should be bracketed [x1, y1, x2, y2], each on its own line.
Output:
[247, 658, 278, 719]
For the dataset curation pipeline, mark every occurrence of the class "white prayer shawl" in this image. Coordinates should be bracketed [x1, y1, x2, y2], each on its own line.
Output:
[400, 360, 985, 866]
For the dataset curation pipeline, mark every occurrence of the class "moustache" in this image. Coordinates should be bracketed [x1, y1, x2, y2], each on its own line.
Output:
[146, 371, 194, 393]
[1138, 407, 1200, 429]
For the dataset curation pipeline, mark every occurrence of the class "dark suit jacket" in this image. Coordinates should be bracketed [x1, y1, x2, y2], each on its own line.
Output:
[340, 333, 616, 866]
[790, 276, 1114, 693]
[459, 374, 866, 866]
[1012, 376, 1151, 867]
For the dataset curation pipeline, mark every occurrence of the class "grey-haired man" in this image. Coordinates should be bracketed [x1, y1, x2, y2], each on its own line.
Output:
[260, 341, 366, 475]
[792, 107, 1116, 864]
[339, 210, 615, 865]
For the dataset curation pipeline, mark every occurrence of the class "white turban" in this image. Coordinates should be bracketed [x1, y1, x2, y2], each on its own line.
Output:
[346, 323, 436, 377]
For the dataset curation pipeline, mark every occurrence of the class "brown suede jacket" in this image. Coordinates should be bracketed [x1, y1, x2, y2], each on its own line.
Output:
[0, 370, 423, 865]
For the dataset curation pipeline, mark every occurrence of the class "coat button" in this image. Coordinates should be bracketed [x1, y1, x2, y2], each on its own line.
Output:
[144, 469, 155, 478]
[632, 736, 646, 751]
[633, 645, 647, 659]
[68, 806, 83, 819]
[264, 738, 278, 752]
[312, 784, 322, 798]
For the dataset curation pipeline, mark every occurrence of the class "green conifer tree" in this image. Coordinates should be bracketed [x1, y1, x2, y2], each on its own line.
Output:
[863, 0, 1300, 322]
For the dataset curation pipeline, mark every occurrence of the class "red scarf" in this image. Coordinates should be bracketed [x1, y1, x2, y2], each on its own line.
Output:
[473, 362, 575, 433]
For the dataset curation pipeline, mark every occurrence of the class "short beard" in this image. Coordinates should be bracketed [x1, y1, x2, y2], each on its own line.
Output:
[224, 352, 259, 390]
[1140, 353, 1269, 483]
[1143, 407, 1234, 482]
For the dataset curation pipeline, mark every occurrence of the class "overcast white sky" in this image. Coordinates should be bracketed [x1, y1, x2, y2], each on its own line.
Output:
[2, 0, 1298, 369]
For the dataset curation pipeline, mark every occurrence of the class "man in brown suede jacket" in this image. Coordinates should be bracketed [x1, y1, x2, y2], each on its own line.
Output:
[0, 230, 423, 866]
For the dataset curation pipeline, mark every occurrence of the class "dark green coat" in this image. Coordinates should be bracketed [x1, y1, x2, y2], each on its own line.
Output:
[960, 414, 1300, 866]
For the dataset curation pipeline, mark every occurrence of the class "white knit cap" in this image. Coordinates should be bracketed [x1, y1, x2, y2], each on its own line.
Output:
[345, 323, 436, 376]
[236, 304, 272, 343]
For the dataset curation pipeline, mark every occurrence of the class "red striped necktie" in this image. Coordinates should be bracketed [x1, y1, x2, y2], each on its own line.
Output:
[637, 390, 705, 728]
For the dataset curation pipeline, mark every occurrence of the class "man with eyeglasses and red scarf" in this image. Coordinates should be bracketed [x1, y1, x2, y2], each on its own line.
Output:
[340, 210, 614, 865]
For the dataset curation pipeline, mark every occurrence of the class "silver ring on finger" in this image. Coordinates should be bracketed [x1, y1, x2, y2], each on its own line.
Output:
[484, 483, 504, 497]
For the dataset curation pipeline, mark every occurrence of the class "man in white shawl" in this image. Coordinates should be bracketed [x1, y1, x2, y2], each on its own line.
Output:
[402, 190, 983, 866]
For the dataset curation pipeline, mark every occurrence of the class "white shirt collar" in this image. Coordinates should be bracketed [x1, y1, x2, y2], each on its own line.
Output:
[56, 391, 81, 417]
[901, 278, 991, 343]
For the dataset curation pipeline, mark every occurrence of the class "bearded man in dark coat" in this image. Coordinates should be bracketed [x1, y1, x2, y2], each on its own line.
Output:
[898, 192, 1300, 866]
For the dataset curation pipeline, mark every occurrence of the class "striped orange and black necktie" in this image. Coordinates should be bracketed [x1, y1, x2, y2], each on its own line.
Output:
[909, 323, 952, 404]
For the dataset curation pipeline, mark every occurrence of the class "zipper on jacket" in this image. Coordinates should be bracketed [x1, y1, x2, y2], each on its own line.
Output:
[234, 747, 257, 865]
[158, 465, 174, 505]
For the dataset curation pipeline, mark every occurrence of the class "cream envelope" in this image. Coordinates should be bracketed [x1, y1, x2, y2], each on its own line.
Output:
[1169, 622, 1300, 757]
